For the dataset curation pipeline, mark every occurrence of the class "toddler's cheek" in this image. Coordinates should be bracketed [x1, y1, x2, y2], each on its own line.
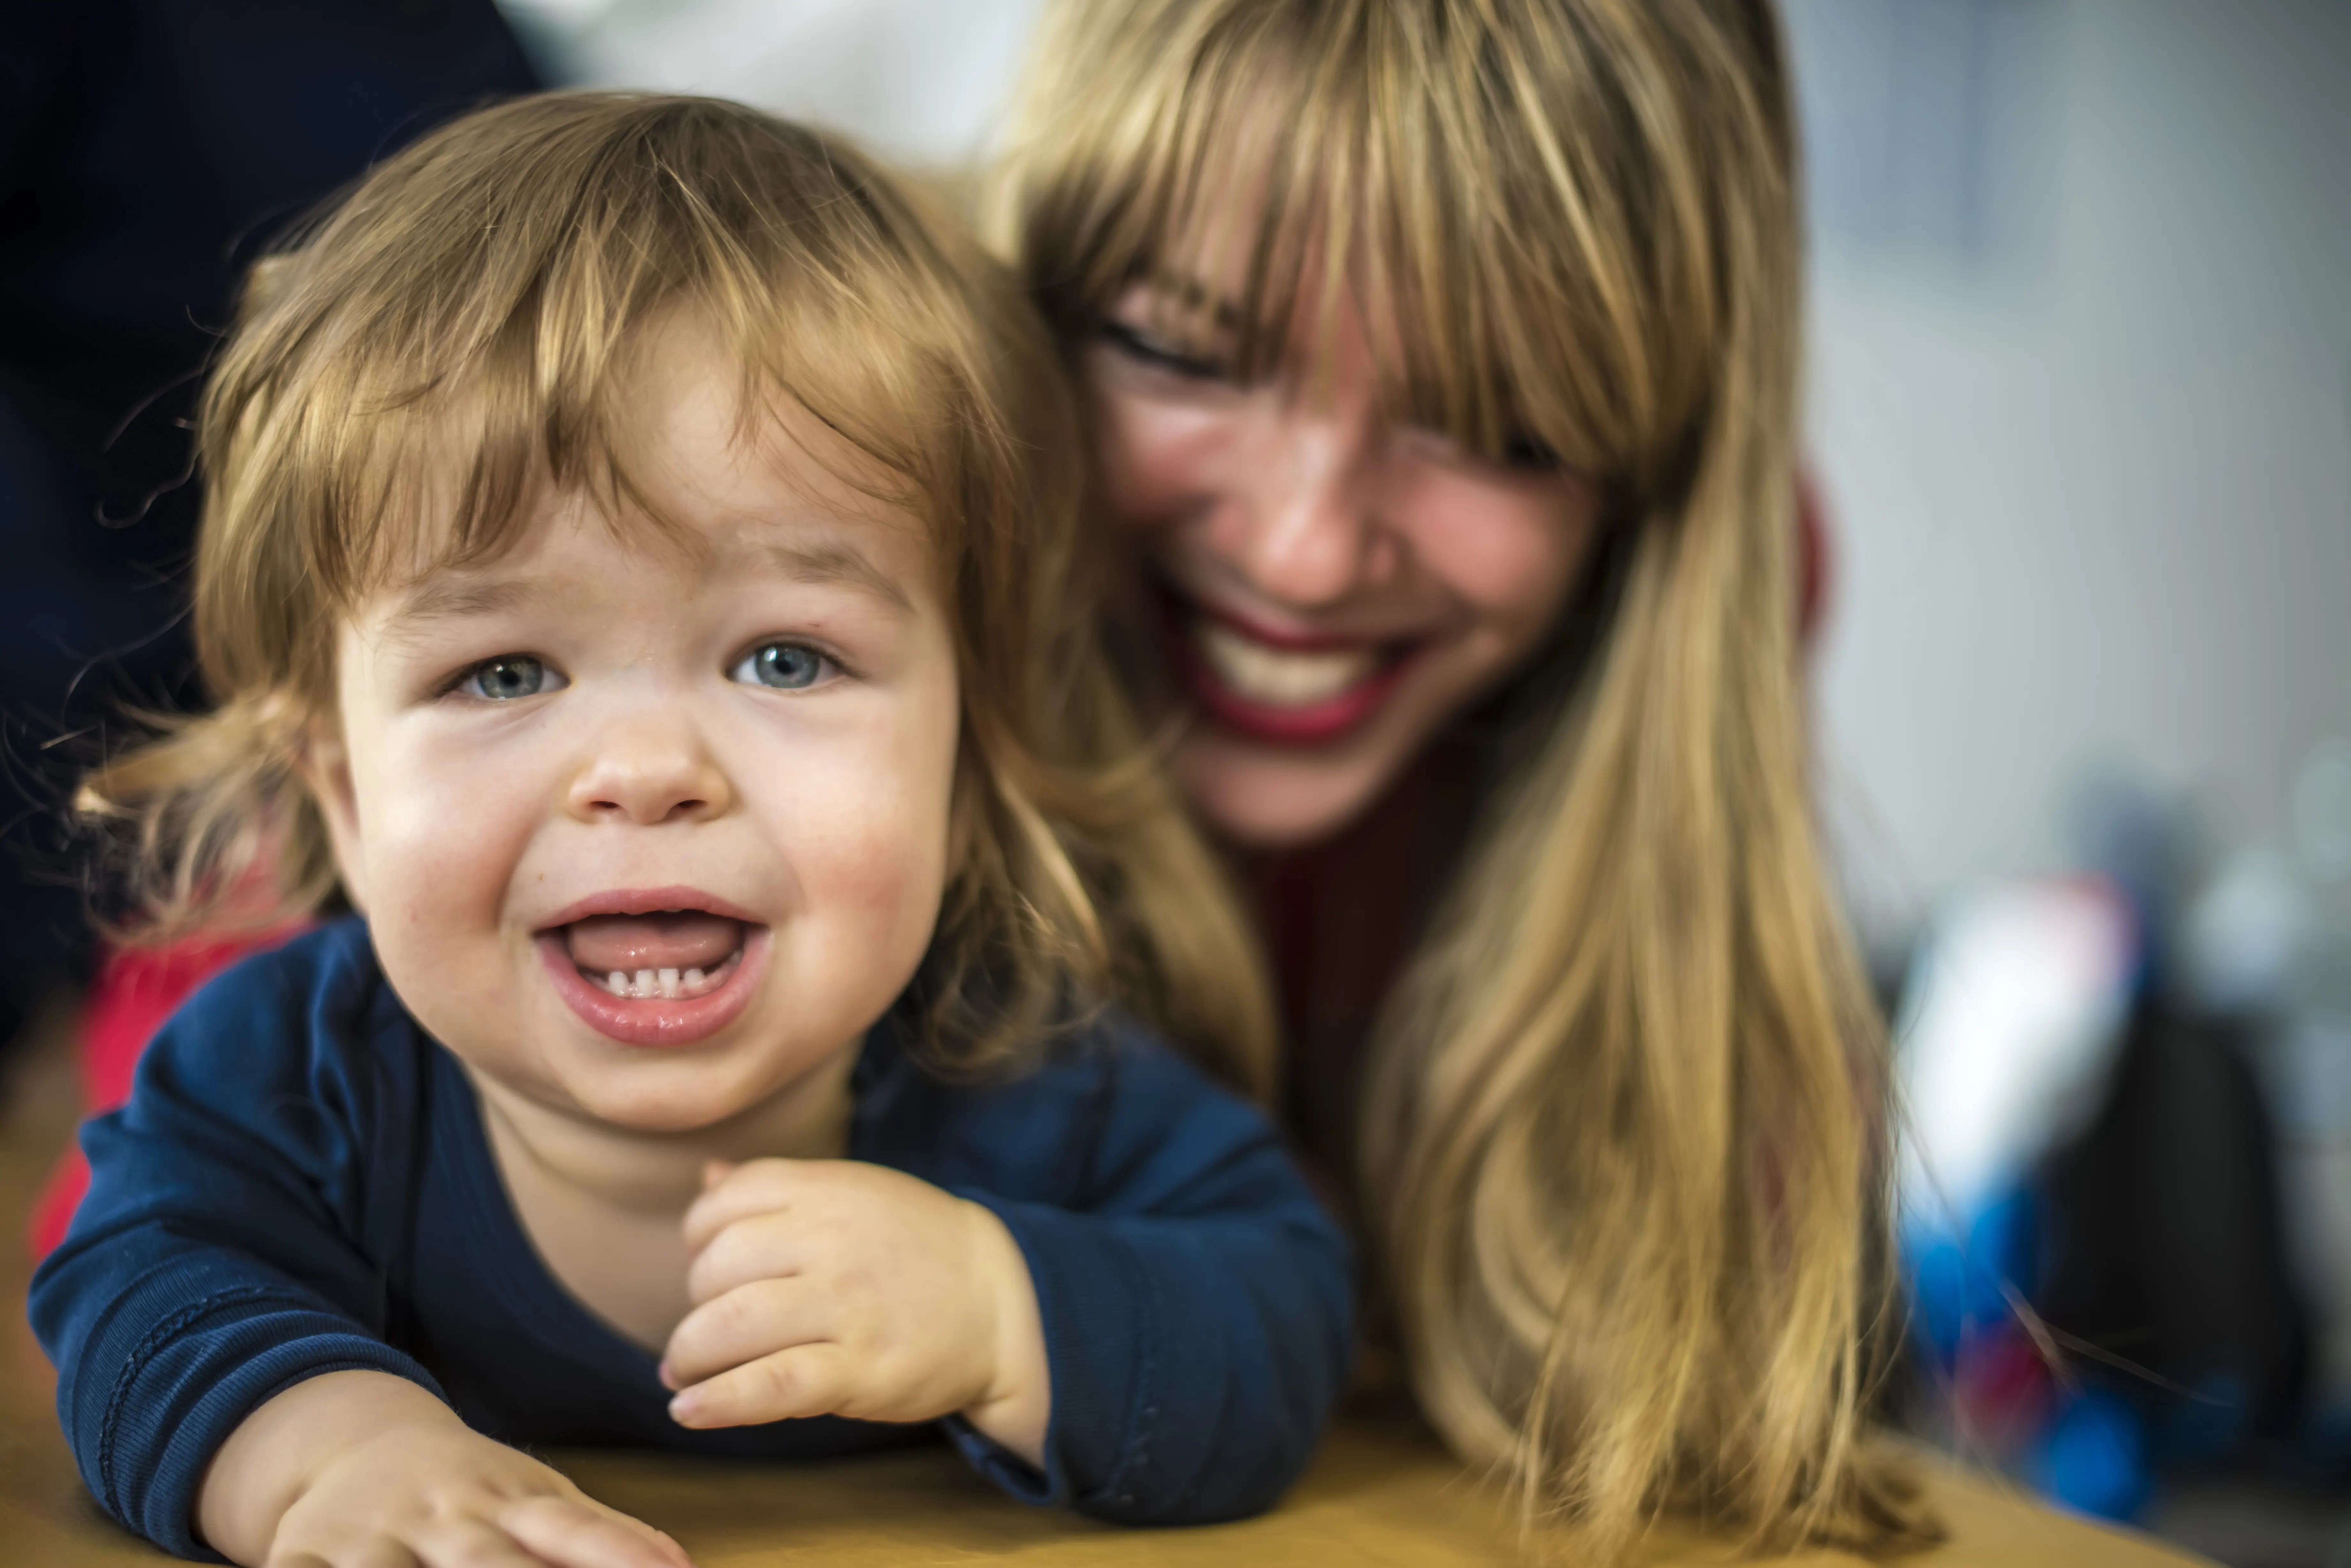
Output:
[361, 792, 540, 1043]
[819, 822, 951, 953]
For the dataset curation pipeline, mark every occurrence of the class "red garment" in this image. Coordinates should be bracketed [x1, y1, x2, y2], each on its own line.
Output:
[27, 931, 301, 1259]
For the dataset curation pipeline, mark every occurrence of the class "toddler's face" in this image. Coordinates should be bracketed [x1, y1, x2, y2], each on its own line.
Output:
[308, 320, 961, 1133]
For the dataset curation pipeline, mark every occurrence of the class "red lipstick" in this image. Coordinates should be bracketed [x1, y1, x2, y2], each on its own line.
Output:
[1159, 589, 1419, 746]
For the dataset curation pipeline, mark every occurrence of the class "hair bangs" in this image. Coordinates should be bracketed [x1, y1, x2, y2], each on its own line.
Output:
[997, 0, 1731, 489]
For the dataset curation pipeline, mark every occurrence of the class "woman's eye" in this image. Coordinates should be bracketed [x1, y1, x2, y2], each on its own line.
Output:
[459, 655, 562, 700]
[1500, 432, 1565, 472]
[731, 642, 831, 691]
[1100, 318, 1230, 381]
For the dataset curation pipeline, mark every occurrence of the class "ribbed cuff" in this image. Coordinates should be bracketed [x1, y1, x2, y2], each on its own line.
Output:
[953, 1193, 1160, 1514]
[82, 1271, 444, 1559]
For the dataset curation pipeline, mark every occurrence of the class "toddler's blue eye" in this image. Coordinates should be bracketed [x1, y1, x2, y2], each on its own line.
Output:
[732, 643, 828, 690]
[462, 656, 558, 700]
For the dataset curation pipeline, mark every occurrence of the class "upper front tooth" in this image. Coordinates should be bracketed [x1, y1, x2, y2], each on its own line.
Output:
[1197, 622, 1377, 707]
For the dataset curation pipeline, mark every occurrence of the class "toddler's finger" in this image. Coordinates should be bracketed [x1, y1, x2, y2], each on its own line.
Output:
[679, 1159, 808, 1251]
[310, 1538, 423, 1568]
[668, 1343, 851, 1430]
[682, 1209, 813, 1306]
[308, 1540, 417, 1568]
[661, 1276, 830, 1390]
[498, 1495, 694, 1568]
[401, 1515, 546, 1568]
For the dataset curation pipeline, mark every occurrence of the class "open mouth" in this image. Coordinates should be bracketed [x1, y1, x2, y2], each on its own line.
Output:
[1159, 586, 1422, 745]
[566, 911, 746, 1000]
[534, 894, 767, 1048]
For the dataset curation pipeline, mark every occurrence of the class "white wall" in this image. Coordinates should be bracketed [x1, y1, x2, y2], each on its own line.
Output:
[1788, 0, 2351, 940]
[497, 0, 1048, 169]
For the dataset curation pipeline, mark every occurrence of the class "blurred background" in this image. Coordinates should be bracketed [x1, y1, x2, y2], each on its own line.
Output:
[3, 1, 2345, 1561]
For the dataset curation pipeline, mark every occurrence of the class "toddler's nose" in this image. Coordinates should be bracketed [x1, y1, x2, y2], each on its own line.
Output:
[568, 720, 731, 825]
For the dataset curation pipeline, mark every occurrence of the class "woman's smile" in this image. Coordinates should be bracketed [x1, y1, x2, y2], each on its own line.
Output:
[1156, 582, 1424, 746]
[1094, 285, 1603, 844]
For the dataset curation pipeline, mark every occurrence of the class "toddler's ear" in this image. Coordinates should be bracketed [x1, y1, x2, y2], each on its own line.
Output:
[294, 716, 370, 916]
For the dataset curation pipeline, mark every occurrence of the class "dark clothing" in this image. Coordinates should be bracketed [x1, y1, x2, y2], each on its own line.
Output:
[0, 0, 537, 1036]
[1253, 732, 1485, 1205]
[29, 918, 1352, 1559]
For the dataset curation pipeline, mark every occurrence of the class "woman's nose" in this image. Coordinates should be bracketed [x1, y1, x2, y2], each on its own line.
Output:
[1221, 405, 1395, 608]
[566, 718, 732, 826]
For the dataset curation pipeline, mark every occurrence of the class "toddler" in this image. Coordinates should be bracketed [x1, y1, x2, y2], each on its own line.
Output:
[30, 93, 1348, 1568]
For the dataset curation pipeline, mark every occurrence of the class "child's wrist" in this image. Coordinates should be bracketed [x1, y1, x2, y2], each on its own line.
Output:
[197, 1369, 458, 1563]
[960, 1202, 1050, 1466]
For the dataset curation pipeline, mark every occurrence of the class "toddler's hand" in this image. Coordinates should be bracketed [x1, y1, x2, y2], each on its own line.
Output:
[661, 1159, 1049, 1463]
[276, 1425, 687, 1568]
[201, 1370, 690, 1568]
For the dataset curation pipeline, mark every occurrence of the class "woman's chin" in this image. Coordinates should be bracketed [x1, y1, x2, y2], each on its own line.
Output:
[1172, 724, 1412, 850]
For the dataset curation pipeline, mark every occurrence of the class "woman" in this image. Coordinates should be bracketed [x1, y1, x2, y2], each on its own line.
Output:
[990, 0, 1938, 1554]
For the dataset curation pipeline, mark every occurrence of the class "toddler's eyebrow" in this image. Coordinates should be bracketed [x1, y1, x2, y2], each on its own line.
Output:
[758, 538, 915, 614]
[374, 539, 914, 643]
[379, 577, 530, 642]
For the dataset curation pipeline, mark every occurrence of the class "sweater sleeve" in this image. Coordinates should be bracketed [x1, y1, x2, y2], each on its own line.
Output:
[27, 927, 444, 1561]
[939, 1036, 1354, 1525]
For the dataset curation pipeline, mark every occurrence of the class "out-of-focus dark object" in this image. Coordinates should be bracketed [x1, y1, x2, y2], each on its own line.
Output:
[2032, 781, 2314, 1490]
[2038, 1008, 2310, 1463]
[1900, 774, 2351, 1536]
[0, 0, 538, 1046]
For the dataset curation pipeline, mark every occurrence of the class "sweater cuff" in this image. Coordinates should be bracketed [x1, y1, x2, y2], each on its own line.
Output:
[91, 1285, 445, 1561]
[954, 1193, 1159, 1514]
[937, 1413, 1053, 1505]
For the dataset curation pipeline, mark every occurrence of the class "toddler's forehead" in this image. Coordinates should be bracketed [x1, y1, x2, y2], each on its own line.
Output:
[356, 469, 938, 635]
[361, 386, 940, 603]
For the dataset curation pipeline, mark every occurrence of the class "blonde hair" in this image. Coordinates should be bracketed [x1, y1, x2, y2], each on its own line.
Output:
[80, 90, 1275, 1093]
[992, 0, 1935, 1554]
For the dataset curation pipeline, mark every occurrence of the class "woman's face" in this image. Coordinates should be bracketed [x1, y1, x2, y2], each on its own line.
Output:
[1088, 261, 1607, 848]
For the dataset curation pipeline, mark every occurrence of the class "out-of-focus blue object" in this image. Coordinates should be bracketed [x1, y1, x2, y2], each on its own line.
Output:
[1908, 1185, 2037, 1365]
[2033, 1389, 2152, 1522]
[1896, 874, 2147, 1517]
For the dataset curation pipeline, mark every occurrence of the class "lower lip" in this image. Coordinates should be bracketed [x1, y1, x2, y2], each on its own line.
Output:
[1166, 607, 1418, 747]
[536, 928, 769, 1048]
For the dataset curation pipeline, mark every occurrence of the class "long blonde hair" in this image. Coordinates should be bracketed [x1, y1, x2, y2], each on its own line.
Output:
[992, 0, 1935, 1553]
[80, 91, 1275, 1094]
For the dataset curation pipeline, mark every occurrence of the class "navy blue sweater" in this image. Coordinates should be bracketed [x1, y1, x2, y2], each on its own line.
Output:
[30, 919, 1352, 1559]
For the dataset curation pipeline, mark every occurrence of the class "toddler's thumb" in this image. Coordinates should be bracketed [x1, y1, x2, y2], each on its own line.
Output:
[701, 1159, 737, 1189]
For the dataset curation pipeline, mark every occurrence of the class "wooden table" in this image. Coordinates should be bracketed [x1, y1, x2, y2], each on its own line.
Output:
[0, 1009, 2209, 1566]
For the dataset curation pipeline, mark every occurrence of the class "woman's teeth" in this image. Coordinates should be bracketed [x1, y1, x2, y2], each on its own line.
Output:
[591, 961, 731, 1000]
[1195, 619, 1382, 708]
